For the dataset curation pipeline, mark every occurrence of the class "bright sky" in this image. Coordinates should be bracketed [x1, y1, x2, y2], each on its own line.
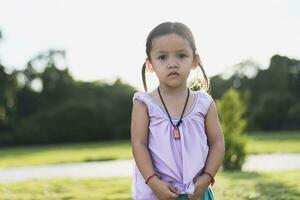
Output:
[0, 0, 299, 91]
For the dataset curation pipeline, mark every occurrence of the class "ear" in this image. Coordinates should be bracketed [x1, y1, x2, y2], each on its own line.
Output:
[145, 58, 154, 72]
[192, 54, 201, 69]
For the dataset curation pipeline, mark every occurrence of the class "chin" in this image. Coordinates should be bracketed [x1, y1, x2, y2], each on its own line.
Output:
[167, 82, 184, 88]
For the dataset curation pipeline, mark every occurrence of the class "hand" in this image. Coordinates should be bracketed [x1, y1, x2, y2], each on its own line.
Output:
[147, 176, 179, 200]
[188, 174, 211, 200]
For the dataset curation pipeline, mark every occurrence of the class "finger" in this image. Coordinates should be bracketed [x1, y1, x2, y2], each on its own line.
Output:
[168, 191, 179, 198]
[168, 184, 179, 195]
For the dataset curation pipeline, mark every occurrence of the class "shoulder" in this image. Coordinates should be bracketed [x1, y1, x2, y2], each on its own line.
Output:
[132, 89, 158, 106]
[132, 91, 148, 104]
[132, 92, 148, 119]
[194, 89, 214, 115]
[196, 90, 213, 102]
[132, 91, 153, 113]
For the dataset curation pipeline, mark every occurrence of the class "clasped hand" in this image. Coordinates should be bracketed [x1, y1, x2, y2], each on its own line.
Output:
[148, 177, 179, 200]
[148, 174, 211, 200]
[187, 174, 211, 200]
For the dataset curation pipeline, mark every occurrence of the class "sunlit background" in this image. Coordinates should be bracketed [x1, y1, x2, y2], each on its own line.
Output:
[1, 1, 300, 199]
[1, 0, 299, 91]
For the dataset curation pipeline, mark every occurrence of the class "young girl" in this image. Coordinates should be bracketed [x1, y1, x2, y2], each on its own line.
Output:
[131, 22, 225, 200]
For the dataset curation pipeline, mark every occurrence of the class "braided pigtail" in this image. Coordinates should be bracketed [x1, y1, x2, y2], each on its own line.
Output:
[199, 63, 210, 93]
[142, 62, 147, 92]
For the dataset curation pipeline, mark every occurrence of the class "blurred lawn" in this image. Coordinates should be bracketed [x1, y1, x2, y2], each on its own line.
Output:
[0, 140, 132, 168]
[0, 170, 299, 200]
[246, 130, 300, 154]
[0, 130, 299, 167]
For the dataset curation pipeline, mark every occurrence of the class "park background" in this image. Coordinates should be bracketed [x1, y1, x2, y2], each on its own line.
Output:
[0, 0, 300, 199]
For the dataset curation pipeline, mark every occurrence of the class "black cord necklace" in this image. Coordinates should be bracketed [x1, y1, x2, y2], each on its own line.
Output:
[157, 87, 190, 140]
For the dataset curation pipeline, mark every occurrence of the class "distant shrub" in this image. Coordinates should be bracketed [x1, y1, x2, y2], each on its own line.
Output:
[217, 88, 248, 171]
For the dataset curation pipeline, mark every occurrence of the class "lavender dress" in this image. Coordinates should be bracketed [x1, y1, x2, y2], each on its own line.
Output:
[132, 90, 214, 200]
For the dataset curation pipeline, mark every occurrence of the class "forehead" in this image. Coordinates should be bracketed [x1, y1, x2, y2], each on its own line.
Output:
[151, 33, 192, 54]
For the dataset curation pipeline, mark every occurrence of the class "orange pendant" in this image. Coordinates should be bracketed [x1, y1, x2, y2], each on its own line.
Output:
[173, 127, 181, 140]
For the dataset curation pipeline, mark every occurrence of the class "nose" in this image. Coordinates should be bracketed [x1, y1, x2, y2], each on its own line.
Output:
[167, 57, 179, 69]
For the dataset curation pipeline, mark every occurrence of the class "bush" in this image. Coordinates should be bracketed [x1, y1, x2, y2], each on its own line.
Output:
[15, 100, 107, 144]
[217, 88, 248, 171]
[14, 97, 131, 145]
[251, 92, 296, 130]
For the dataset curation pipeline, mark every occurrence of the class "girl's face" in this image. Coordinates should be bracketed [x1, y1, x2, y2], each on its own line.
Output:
[147, 33, 198, 89]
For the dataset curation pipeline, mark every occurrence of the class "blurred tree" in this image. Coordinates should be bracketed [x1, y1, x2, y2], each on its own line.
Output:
[0, 69, 18, 145]
[14, 50, 74, 118]
[0, 65, 18, 124]
[2, 25, 299, 146]
[211, 55, 300, 131]
[217, 88, 248, 171]
[0, 31, 18, 144]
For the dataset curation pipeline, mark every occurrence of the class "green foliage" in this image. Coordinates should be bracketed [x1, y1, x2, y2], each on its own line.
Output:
[0, 64, 18, 142]
[217, 88, 248, 171]
[288, 102, 300, 126]
[0, 49, 136, 146]
[252, 91, 297, 130]
[13, 80, 135, 145]
[2, 36, 300, 146]
[211, 55, 300, 131]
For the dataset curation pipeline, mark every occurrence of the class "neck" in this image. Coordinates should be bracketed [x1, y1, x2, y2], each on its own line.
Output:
[158, 83, 188, 96]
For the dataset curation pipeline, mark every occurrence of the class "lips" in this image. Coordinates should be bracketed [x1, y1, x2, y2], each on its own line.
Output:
[168, 72, 179, 76]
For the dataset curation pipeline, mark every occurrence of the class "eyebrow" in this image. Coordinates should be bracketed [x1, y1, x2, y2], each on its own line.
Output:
[154, 49, 190, 54]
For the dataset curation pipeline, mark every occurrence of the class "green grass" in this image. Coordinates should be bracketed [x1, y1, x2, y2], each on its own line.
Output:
[0, 170, 299, 200]
[246, 130, 300, 154]
[0, 140, 132, 168]
[0, 178, 131, 200]
[0, 130, 299, 167]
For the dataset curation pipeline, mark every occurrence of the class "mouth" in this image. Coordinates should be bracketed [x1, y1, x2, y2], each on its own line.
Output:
[168, 72, 179, 77]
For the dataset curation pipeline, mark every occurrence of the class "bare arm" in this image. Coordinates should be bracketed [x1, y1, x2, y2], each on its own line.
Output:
[131, 100, 157, 181]
[131, 100, 179, 199]
[204, 100, 225, 176]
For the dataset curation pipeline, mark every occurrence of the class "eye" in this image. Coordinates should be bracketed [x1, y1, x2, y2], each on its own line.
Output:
[158, 55, 166, 60]
[178, 54, 187, 59]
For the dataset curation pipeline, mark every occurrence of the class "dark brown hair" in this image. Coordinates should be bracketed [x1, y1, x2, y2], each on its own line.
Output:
[142, 22, 210, 92]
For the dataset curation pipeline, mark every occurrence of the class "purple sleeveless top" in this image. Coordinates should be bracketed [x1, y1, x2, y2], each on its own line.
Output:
[131, 90, 213, 200]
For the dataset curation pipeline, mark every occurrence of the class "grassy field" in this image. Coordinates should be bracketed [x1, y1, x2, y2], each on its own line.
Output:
[246, 130, 300, 154]
[0, 140, 132, 167]
[0, 130, 299, 167]
[0, 169, 299, 200]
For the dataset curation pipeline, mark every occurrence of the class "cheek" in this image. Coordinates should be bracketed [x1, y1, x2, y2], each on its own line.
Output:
[152, 62, 165, 71]
[152, 64, 164, 76]
[182, 58, 194, 65]
[181, 70, 191, 78]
